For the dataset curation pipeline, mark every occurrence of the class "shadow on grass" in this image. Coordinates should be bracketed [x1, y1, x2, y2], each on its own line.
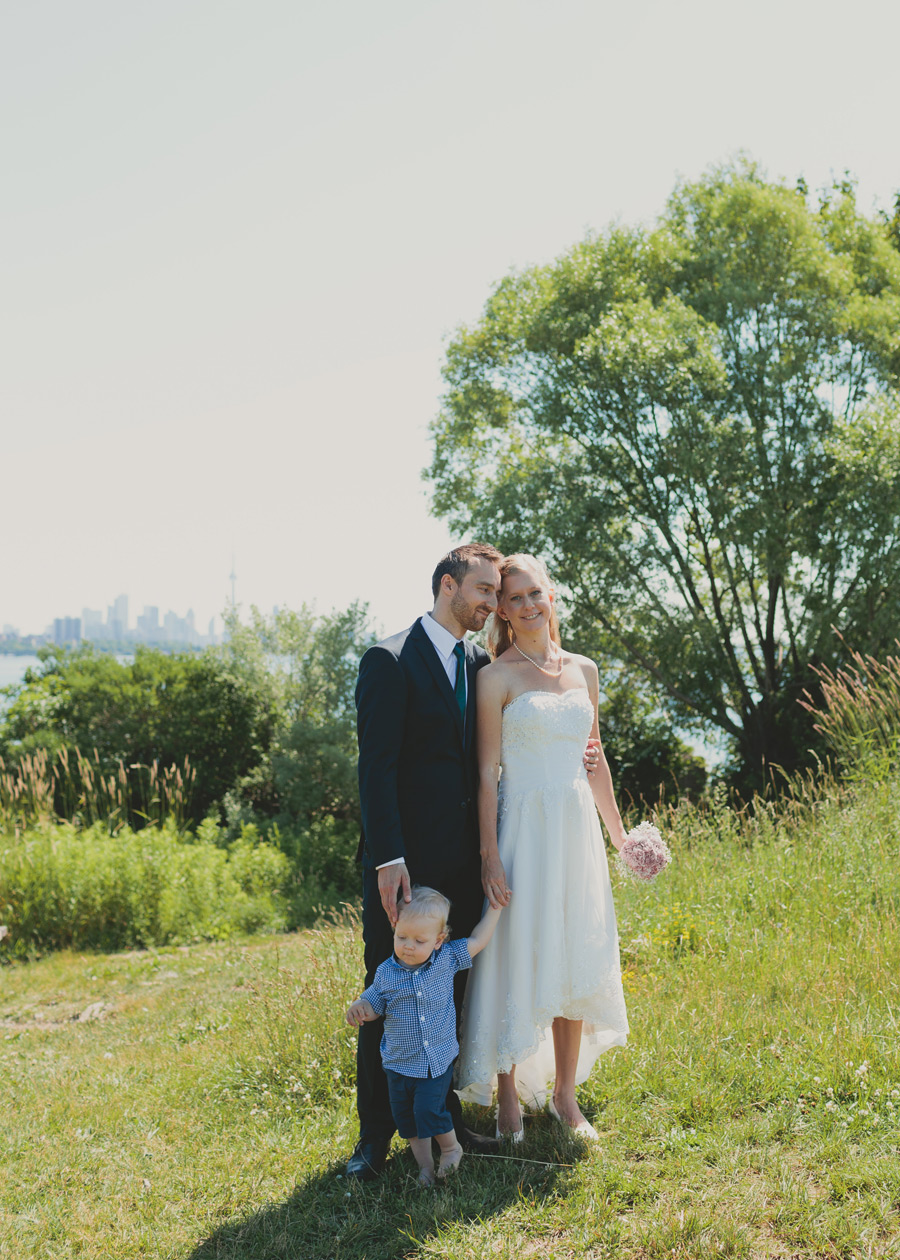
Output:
[186, 1127, 573, 1260]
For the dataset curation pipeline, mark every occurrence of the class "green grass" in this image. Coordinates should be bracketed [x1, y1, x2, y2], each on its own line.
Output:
[2, 778, 899, 1258]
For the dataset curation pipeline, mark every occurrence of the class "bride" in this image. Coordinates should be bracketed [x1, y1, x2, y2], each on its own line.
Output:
[456, 554, 630, 1140]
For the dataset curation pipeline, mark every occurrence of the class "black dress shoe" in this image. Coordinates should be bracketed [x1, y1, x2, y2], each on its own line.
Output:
[346, 1139, 390, 1181]
[456, 1125, 500, 1155]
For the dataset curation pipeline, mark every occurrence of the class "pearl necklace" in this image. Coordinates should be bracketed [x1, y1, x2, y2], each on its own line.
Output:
[513, 640, 563, 677]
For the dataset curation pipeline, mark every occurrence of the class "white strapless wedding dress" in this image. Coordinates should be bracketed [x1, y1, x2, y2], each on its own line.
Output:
[456, 688, 628, 1108]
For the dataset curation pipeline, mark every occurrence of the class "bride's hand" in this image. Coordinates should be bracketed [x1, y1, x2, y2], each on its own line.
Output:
[481, 852, 511, 909]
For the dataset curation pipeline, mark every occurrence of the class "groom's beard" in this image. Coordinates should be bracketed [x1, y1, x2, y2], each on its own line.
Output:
[450, 592, 491, 633]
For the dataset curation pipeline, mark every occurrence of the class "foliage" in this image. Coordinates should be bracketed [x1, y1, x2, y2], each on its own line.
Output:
[882, 190, 900, 253]
[0, 820, 290, 956]
[0, 645, 273, 825]
[800, 641, 900, 781]
[0, 606, 375, 919]
[215, 601, 375, 850]
[596, 672, 706, 805]
[427, 158, 900, 790]
[278, 816, 361, 924]
[201, 814, 359, 929]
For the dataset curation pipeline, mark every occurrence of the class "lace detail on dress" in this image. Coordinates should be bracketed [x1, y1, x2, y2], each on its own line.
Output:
[458, 958, 628, 1093]
[500, 688, 593, 758]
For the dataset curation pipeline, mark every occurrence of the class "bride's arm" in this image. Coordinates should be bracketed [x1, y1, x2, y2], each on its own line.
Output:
[581, 658, 628, 851]
[476, 667, 511, 909]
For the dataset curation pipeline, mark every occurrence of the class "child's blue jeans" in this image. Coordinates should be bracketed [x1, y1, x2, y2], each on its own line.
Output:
[385, 1065, 455, 1138]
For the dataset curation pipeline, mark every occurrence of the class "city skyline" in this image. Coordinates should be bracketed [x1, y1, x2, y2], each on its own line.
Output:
[2, 589, 220, 648]
[0, 538, 446, 646]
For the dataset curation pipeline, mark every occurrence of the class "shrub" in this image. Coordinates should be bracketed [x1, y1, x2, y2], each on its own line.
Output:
[0, 821, 291, 957]
[196, 814, 361, 929]
[0, 645, 274, 826]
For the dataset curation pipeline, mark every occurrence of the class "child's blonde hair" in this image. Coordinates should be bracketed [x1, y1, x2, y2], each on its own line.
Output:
[397, 885, 452, 935]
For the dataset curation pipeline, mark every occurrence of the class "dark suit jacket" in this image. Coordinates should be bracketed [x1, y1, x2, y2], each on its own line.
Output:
[355, 619, 491, 886]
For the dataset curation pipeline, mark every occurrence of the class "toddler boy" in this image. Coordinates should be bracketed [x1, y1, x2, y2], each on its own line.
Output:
[346, 885, 502, 1186]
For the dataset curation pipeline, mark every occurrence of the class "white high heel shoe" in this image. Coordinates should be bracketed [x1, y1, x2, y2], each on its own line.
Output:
[547, 1095, 599, 1142]
[495, 1098, 525, 1143]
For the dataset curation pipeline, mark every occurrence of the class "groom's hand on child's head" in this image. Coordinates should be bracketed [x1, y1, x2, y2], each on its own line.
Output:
[377, 861, 412, 926]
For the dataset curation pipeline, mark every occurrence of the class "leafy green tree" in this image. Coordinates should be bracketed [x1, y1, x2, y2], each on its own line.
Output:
[211, 602, 376, 913]
[0, 645, 273, 822]
[216, 601, 375, 832]
[427, 160, 900, 787]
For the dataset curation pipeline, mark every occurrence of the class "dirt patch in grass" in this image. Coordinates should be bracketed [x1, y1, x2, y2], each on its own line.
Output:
[1, 996, 116, 1028]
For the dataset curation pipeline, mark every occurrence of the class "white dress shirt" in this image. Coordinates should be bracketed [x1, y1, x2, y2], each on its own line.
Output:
[377, 614, 467, 871]
[419, 612, 468, 700]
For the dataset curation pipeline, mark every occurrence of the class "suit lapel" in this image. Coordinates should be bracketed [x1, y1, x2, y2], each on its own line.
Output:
[410, 620, 465, 742]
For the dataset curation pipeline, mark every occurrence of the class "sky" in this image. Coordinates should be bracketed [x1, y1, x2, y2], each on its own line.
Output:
[3, 0, 899, 639]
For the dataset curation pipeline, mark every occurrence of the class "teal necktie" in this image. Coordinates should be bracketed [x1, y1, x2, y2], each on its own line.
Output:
[452, 641, 466, 720]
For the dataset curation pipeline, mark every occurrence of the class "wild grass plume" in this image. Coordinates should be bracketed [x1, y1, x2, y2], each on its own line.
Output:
[0, 746, 195, 835]
[801, 640, 900, 779]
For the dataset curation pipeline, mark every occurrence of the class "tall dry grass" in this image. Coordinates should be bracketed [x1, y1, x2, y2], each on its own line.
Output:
[0, 747, 195, 836]
[800, 641, 900, 778]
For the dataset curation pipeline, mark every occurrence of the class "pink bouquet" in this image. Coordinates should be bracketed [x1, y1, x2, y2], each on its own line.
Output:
[617, 822, 671, 881]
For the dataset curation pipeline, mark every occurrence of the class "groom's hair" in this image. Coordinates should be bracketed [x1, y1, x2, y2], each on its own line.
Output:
[431, 543, 503, 598]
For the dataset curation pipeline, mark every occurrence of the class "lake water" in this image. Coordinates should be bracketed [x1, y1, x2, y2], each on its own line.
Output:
[0, 654, 40, 695]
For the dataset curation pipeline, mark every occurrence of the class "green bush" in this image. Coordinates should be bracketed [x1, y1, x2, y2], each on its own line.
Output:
[0, 821, 291, 957]
[196, 814, 360, 928]
[282, 816, 360, 925]
[216, 602, 373, 842]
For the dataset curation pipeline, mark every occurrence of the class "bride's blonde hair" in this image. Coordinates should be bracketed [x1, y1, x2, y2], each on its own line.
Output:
[486, 553, 562, 660]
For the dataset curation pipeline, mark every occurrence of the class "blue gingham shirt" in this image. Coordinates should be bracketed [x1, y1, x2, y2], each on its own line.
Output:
[360, 937, 473, 1079]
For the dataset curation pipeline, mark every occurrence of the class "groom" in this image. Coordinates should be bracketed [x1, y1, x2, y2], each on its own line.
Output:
[347, 542, 504, 1180]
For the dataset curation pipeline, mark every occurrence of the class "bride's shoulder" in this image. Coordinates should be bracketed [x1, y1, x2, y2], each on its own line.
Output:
[566, 652, 600, 684]
[565, 650, 597, 669]
[476, 654, 517, 698]
[477, 655, 512, 683]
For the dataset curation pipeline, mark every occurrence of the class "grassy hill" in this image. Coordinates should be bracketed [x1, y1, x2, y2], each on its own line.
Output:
[2, 774, 899, 1258]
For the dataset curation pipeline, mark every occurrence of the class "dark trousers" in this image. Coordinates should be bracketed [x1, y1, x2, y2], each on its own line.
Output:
[386, 1065, 455, 1139]
[356, 857, 484, 1145]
